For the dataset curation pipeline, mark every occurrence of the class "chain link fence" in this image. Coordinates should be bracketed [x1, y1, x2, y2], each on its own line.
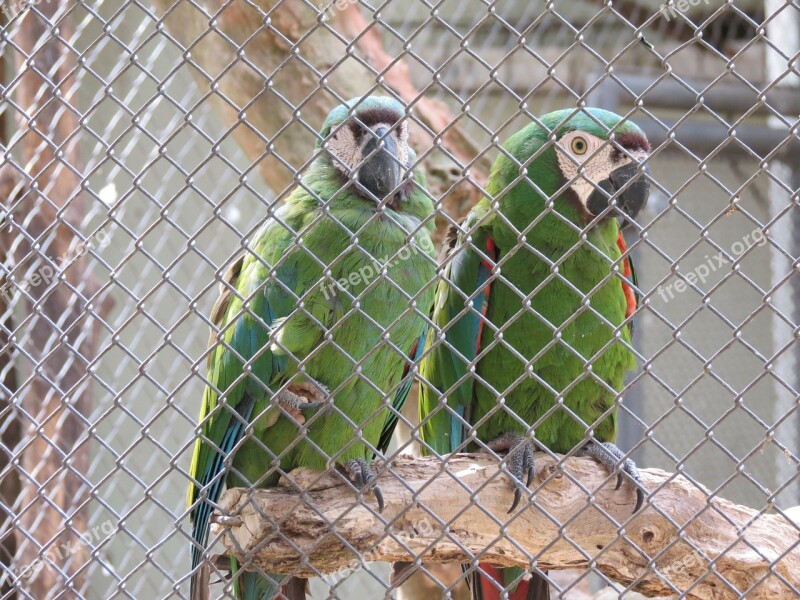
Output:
[0, 0, 798, 598]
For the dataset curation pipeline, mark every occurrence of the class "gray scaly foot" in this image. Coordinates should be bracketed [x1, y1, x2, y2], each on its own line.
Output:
[486, 431, 536, 513]
[579, 440, 644, 513]
[341, 457, 384, 512]
[274, 378, 330, 424]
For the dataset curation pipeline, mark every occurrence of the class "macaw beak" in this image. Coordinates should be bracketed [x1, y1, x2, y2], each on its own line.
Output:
[358, 125, 403, 201]
[586, 161, 650, 223]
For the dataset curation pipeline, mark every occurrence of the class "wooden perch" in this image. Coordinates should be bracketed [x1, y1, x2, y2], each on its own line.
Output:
[210, 453, 800, 600]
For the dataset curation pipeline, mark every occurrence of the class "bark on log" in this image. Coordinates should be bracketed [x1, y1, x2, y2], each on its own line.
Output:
[211, 453, 800, 600]
[0, 30, 20, 598]
[5, 4, 113, 597]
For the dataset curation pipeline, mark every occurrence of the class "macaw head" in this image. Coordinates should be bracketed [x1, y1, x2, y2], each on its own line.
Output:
[491, 108, 651, 229]
[317, 96, 416, 204]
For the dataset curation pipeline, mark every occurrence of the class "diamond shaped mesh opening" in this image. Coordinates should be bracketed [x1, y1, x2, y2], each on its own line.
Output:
[0, 0, 797, 599]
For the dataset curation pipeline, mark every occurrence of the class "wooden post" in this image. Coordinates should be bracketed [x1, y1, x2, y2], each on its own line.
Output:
[0, 26, 21, 594]
[6, 3, 111, 597]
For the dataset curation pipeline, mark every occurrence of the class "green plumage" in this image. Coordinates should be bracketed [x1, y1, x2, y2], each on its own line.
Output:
[188, 97, 435, 599]
[419, 109, 645, 600]
[420, 108, 639, 454]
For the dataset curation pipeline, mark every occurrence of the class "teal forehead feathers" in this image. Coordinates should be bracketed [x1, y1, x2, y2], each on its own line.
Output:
[316, 96, 406, 147]
[502, 108, 647, 163]
[541, 108, 645, 140]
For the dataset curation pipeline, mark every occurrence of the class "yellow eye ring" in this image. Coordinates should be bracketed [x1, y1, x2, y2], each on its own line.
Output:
[571, 137, 588, 155]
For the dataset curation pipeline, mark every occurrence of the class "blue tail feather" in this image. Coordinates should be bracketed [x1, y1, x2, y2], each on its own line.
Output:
[190, 395, 255, 598]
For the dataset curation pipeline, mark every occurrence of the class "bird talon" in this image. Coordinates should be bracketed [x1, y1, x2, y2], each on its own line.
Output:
[580, 441, 645, 514]
[634, 488, 644, 513]
[524, 445, 535, 488]
[297, 400, 327, 415]
[341, 457, 384, 512]
[210, 514, 242, 527]
[290, 378, 330, 403]
[373, 484, 385, 512]
[275, 377, 331, 424]
[486, 431, 536, 513]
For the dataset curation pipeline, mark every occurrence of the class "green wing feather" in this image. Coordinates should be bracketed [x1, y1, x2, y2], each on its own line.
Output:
[419, 205, 492, 455]
[187, 217, 322, 600]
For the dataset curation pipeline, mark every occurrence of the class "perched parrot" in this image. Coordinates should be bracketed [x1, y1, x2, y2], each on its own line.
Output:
[418, 108, 650, 600]
[187, 96, 436, 600]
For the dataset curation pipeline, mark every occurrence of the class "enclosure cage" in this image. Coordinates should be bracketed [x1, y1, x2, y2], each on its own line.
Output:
[0, 0, 798, 598]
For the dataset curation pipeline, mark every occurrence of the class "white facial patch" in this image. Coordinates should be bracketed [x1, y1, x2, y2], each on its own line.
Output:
[325, 125, 361, 175]
[555, 131, 641, 204]
[394, 120, 410, 164]
[325, 120, 410, 176]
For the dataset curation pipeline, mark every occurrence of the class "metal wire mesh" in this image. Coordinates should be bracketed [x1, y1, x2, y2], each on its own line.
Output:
[0, 0, 797, 598]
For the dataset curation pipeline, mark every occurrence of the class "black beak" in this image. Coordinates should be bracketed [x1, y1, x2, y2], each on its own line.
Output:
[586, 161, 650, 223]
[357, 126, 403, 201]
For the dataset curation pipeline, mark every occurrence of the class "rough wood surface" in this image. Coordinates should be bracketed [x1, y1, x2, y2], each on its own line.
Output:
[5, 4, 114, 596]
[211, 453, 800, 600]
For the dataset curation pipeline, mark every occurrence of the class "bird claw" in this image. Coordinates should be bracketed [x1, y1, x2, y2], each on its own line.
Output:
[486, 431, 536, 514]
[579, 441, 645, 513]
[210, 514, 242, 527]
[275, 377, 331, 424]
[297, 400, 326, 413]
[341, 457, 384, 512]
[290, 379, 330, 403]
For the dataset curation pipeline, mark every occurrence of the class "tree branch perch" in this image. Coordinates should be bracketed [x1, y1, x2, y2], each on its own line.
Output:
[210, 453, 799, 599]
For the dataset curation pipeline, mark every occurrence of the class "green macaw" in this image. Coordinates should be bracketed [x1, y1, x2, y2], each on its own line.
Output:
[418, 108, 650, 600]
[187, 96, 436, 600]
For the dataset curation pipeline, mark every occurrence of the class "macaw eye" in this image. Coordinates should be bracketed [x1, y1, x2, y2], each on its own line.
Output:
[571, 137, 588, 155]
